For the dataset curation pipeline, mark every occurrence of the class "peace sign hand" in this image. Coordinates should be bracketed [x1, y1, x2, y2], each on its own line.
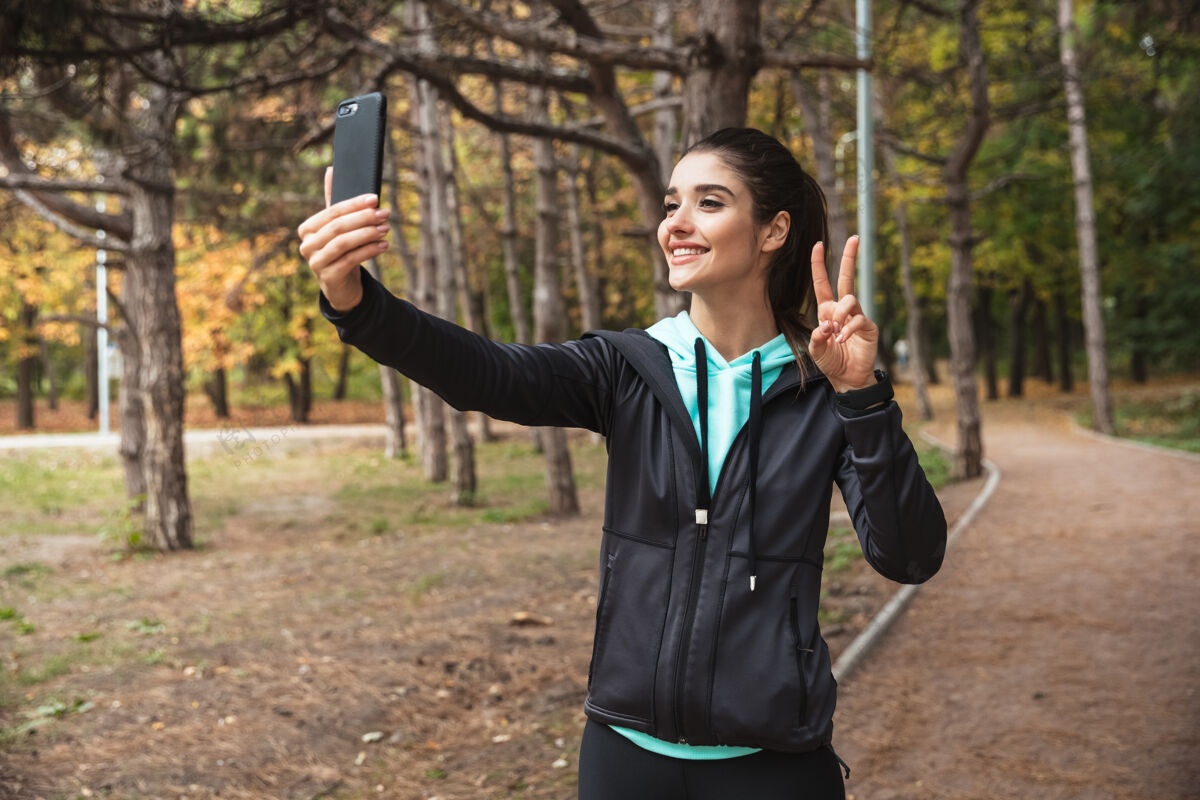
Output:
[809, 235, 879, 393]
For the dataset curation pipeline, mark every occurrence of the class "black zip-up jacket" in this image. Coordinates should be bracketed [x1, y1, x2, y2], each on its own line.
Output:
[320, 269, 947, 754]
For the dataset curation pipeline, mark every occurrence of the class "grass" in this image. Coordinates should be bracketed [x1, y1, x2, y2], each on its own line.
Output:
[1079, 388, 1200, 453]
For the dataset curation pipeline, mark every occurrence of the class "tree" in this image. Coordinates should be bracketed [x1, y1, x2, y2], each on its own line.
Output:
[1059, 0, 1113, 433]
[0, 2, 340, 549]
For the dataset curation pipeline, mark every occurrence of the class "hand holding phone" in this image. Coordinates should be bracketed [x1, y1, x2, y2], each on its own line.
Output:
[296, 92, 391, 312]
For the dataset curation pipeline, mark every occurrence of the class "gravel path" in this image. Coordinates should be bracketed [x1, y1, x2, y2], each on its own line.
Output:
[833, 407, 1200, 800]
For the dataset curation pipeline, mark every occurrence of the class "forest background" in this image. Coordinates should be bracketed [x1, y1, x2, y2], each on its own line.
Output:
[0, 0, 1197, 547]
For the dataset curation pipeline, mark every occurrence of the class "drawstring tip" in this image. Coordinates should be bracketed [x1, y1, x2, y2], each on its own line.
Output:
[750, 575, 757, 592]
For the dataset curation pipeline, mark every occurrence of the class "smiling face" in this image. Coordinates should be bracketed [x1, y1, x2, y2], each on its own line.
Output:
[658, 151, 786, 301]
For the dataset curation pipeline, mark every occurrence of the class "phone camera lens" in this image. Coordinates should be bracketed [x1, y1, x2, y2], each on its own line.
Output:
[338, 102, 358, 117]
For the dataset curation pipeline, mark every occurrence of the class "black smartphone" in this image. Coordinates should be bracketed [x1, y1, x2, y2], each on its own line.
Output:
[330, 92, 388, 205]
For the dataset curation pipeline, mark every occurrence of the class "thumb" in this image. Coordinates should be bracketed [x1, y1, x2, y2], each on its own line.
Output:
[324, 166, 333, 209]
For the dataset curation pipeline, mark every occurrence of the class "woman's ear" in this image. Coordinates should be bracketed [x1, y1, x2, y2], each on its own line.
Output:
[761, 210, 790, 254]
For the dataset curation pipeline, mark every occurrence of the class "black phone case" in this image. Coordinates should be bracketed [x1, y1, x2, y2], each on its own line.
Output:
[330, 92, 387, 205]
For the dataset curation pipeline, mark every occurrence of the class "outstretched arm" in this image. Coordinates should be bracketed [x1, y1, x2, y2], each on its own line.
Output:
[300, 168, 614, 433]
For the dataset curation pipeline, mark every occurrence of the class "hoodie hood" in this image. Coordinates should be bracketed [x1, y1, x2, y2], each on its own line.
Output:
[646, 312, 794, 497]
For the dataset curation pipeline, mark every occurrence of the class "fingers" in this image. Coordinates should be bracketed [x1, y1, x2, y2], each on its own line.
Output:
[810, 242, 835, 306]
[304, 218, 390, 276]
[297, 191, 379, 240]
[834, 311, 873, 344]
[837, 235, 859, 299]
[324, 166, 333, 209]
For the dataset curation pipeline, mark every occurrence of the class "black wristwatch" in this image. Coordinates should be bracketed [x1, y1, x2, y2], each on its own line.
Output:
[835, 369, 893, 411]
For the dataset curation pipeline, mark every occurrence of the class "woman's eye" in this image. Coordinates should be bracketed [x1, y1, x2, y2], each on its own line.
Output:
[699, 198, 724, 209]
[663, 201, 679, 213]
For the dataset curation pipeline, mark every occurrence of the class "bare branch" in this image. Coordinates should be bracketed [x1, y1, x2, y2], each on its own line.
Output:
[426, 0, 685, 72]
[0, 172, 128, 195]
[323, 11, 651, 164]
[9, 188, 130, 252]
[762, 52, 872, 71]
[970, 172, 1040, 201]
[38, 314, 121, 336]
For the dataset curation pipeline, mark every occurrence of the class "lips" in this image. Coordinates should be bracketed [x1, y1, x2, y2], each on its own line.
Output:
[668, 241, 710, 264]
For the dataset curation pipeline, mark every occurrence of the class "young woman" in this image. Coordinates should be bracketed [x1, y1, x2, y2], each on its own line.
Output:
[298, 128, 947, 800]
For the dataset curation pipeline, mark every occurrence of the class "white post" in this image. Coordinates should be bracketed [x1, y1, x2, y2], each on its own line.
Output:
[855, 0, 876, 321]
[96, 199, 109, 435]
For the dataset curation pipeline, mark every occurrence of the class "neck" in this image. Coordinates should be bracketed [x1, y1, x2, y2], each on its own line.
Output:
[688, 290, 779, 363]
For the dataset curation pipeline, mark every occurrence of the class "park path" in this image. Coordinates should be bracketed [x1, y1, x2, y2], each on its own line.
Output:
[833, 404, 1200, 800]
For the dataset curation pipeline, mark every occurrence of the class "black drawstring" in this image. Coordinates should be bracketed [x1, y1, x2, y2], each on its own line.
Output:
[693, 339, 710, 538]
[748, 351, 761, 592]
[692, 338, 763, 592]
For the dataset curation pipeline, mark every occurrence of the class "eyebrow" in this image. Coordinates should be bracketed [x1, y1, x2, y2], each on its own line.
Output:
[664, 183, 736, 197]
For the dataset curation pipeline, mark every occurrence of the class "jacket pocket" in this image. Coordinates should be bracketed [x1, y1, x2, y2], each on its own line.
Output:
[585, 533, 673, 725]
[789, 591, 814, 726]
[707, 558, 811, 746]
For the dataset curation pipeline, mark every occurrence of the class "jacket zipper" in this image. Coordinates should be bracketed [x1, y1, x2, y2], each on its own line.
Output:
[667, 371, 822, 743]
[671, 423, 749, 743]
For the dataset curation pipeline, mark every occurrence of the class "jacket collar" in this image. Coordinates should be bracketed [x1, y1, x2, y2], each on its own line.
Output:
[583, 328, 827, 464]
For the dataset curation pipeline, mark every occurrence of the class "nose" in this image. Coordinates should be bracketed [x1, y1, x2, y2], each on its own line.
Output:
[666, 205, 693, 235]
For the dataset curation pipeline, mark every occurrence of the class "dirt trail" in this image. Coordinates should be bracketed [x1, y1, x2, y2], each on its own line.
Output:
[834, 403, 1200, 800]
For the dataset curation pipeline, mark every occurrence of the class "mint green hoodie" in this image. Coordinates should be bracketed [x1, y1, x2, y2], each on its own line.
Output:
[611, 310, 796, 760]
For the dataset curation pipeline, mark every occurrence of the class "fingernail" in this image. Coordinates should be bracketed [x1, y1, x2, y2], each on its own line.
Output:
[377, 240, 389, 250]
[836, 333, 845, 343]
[374, 208, 390, 220]
[362, 193, 378, 205]
[376, 224, 390, 234]
[833, 321, 841, 334]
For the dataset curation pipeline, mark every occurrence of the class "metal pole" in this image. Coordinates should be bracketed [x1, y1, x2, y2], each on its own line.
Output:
[96, 199, 109, 435]
[856, 0, 876, 321]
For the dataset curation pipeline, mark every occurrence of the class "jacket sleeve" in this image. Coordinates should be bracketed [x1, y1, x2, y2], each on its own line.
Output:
[319, 267, 614, 435]
[831, 381, 947, 585]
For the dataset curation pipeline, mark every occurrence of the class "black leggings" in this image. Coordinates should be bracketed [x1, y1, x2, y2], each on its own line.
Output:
[577, 720, 847, 800]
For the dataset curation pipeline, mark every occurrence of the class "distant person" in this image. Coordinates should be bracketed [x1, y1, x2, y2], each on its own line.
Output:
[298, 128, 947, 800]
[895, 337, 910, 369]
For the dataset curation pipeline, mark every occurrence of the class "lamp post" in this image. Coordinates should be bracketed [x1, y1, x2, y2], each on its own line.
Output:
[856, 0, 876, 321]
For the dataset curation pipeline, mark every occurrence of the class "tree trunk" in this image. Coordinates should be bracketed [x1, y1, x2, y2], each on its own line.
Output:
[204, 367, 230, 418]
[85, 316, 99, 419]
[39, 338, 57, 411]
[895, 194, 932, 419]
[492, 83, 532, 347]
[333, 345, 351, 401]
[16, 301, 37, 429]
[1033, 297, 1054, 384]
[942, 0, 989, 479]
[1055, 289, 1074, 393]
[976, 285, 998, 401]
[443, 104, 495, 443]
[413, 6, 474, 500]
[530, 80, 580, 516]
[128, 74, 191, 551]
[565, 145, 602, 333]
[921, 321, 941, 385]
[407, 49, 449, 483]
[793, 70, 850, 282]
[366, 258, 407, 458]
[284, 358, 312, 424]
[1059, 0, 1114, 433]
[115, 325, 147, 510]
[653, 0, 677, 184]
[1008, 279, 1032, 398]
[680, 0, 762, 146]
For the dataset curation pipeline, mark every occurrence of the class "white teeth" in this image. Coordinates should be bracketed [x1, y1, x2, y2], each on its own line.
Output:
[673, 248, 707, 256]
